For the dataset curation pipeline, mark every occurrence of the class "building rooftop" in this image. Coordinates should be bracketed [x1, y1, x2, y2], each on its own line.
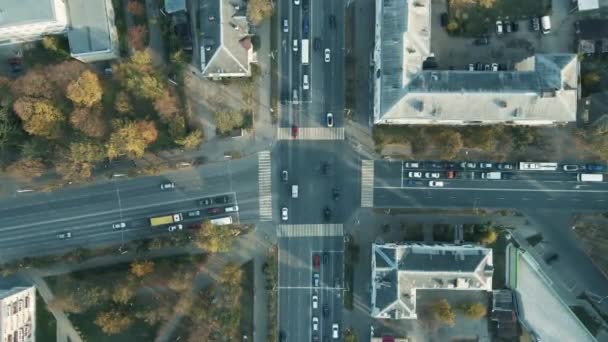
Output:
[577, 19, 608, 39]
[0, 0, 56, 28]
[373, 0, 579, 125]
[371, 243, 493, 320]
[67, 0, 111, 54]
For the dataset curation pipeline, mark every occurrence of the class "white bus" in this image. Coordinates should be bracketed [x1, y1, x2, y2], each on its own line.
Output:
[519, 162, 558, 171]
[301, 39, 309, 65]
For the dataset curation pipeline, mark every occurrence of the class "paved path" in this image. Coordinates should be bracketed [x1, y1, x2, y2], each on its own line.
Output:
[145, 0, 167, 66]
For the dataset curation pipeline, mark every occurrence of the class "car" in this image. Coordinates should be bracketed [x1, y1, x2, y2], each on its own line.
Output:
[484, 64, 490, 71]
[429, 180, 444, 187]
[491, 63, 498, 71]
[424, 172, 441, 179]
[302, 0, 309, 11]
[326, 112, 334, 127]
[303, 16, 309, 34]
[545, 253, 558, 264]
[475, 62, 482, 71]
[563, 165, 579, 172]
[504, 20, 512, 33]
[324, 48, 331, 63]
[313, 272, 320, 287]
[446, 170, 455, 179]
[497, 163, 514, 170]
[501, 172, 514, 180]
[334, 277, 341, 287]
[323, 207, 331, 221]
[468, 63, 474, 71]
[405, 162, 420, 168]
[512, 21, 519, 32]
[329, 15, 336, 29]
[405, 180, 417, 186]
[186, 210, 201, 217]
[292, 125, 298, 138]
[281, 170, 288, 182]
[168, 224, 183, 232]
[312, 317, 319, 331]
[313, 37, 321, 51]
[224, 205, 239, 212]
[313, 254, 320, 269]
[208, 207, 222, 214]
[283, 19, 289, 33]
[323, 304, 330, 317]
[531, 17, 540, 31]
[293, 39, 298, 52]
[293, 88, 298, 102]
[112, 222, 126, 229]
[279, 331, 287, 342]
[214, 195, 229, 204]
[332, 187, 340, 200]
[408, 171, 422, 178]
[332, 324, 339, 339]
[303, 74, 309, 90]
[199, 198, 212, 206]
[160, 182, 175, 190]
[323, 252, 329, 264]
[58, 232, 72, 239]
[294, 0, 300, 4]
[440, 13, 448, 27]
[428, 162, 445, 169]
[461, 162, 477, 168]
[312, 295, 318, 309]
[586, 164, 606, 172]
[496, 20, 503, 35]
[473, 37, 489, 45]
[281, 207, 288, 221]
[479, 162, 493, 169]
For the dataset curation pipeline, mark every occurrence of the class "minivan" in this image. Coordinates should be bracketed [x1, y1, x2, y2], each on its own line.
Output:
[303, 74, 309, 90]
[541, 16, 551, 34]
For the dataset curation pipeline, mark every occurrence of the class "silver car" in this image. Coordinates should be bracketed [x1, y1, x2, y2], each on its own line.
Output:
[283, 19, 289, 33]
[112, 222, 126, 229]
[324, 48, 331, 63]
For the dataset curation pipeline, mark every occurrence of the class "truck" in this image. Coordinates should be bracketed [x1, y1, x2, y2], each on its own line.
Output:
[578, 173, 604, 182]
[481, 172, 502, 180]
[210, 216, 233, 226]
[301, 39, 309, 65]
[150, 213, 183, 227]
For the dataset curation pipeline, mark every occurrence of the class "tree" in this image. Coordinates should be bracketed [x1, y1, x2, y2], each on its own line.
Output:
[154, 90, 180, 122]
[66, 71, 103, 107]
[112, 279, 138, 304]
[582, 71, 601, 92]
[0, 106, 19, 151]
[6, 158, 46, 180]
[45, 60, 88, 90]
[79, 286, 110, 308]
[462, 302, 487, 319]
[169, 116, 186, 139]
[128, 25, 148, 51]
[431, 299, 455, 326]
[479, 227, 498, 245]
[247, 0, 273, 25]
[214, 111, 244, 135]
[106, 120, 155, 159]
[11, 69, 55, 99]
[447, 21, 459, 33]
[130, 260, 155, 278]
[176, 129, 203, 150]
[127, 0, 145, 16]
[194, 221, 241, 252]
[20, 139, 52, 161]
[114, 91, 133, 114]
[13, 97, 64, 138]
[136, 120, 158, 144]
[113, 50, 164, 100]
[167, 269, 196, 292]
[55, 141, 106, 181]
[478, 0, 497, 8]
[70, 106, 108, 138]
[436, 130, 463, 160]
[219, 263, 243, 287]
[48, 293, 85, 313]
[94, 310, 133, 334]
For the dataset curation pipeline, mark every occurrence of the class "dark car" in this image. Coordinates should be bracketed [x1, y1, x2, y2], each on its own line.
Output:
[291, 125, 298, 138]
[323, 252, 329, 264]
[199, 198, 212, 206]
[473, 37, 489, 45]
[405, 180, 417, 186]
[214, 195, 229, 204]
[323, 304, 330, 317]
[475, 62, 483, 71]
[313, 254, 320, 269]
[512, 21, 519, 32]
[498, 63, 507, 71]
[208, 207, 222, 214]
[329, 15, 336, 29]
[332, 187, 340, 200]
[323, 207, 331, 221]
[279, 331, 286, 342]
[501, 172, 514, 180]
[586, 164, 606, 172]
[544, 253, 558, 264]
[303, 0, 309, 11]
[313, 37, 321, 51]
[321, 162, 330, 175]
[440, 13, 448, 27]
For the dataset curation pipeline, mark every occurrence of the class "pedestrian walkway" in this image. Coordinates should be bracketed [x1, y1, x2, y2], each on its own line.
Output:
[258, 151, 273, 221]
[360, 160, 374, 207]
[277, 224, 343, 237]
[276, 127, 345, 140]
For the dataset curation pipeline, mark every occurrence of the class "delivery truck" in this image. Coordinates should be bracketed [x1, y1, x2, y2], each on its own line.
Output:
[150, 213, 183, 226]
[578, 173, 604, 182]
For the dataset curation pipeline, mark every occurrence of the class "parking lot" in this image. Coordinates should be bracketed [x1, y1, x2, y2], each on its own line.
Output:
[430, 0, 577, 70]
[278, 225, 344, 342]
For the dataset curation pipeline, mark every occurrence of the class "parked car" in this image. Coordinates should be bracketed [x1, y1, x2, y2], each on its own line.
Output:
[294, 0, 300, 4]
[497, 163, 514, 170]
[281, 170, 288, 182]
[326, 112, 334, 127]
[440, 13, 448, 27]
[292, 125, 299, 138]
[504, 20, 512, 33]
[323, 207, 331, 221]
[283, 19, 289, 33]
[303, 16, 309, 34]
[425, 172, 441, 179]
[428, 162, 445, 169]
[484, 64, 491, 71]
[429, 180, 444, 187]
[492, 63, 499, 71]
[324, 48, 331, 63]
[313, 254, 320, 269]
[446, 170, 455, 179]
[112, 222, 126, 229]
[496, 20, 503, 35]
[473, 37, 489, 45]
[404, 162, 420, 168]
[586, 164, 606, 172]
[332, 187, 340, 200]
[208, 207, 222, 214]
[160, 182, 175, 190]
[323, 252, 329, 264]
[214, 195, 230, 204]
[186, 210, 201, 217]
[468, 63, 475, 71]
[282, 207, 288, 221]
[512, 21, 519, 32]
[224, 206, 239, 213]
[480, 162, 493, 169]
[329, 15, 336, 29]
[199, 198, 212, 206]
[461, 162, 477, 168]
[475, 62, 482, 71]
[562, 164, 579, 172]
[408, 171, 422, 178]
[531, 17, 540, 31]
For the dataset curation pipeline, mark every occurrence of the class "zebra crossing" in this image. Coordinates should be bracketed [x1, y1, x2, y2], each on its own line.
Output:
[361, 160, 374, 207]
[277, 224, 343, 238]
[277, 127, 345, 140]
[258, 151, 272, 221]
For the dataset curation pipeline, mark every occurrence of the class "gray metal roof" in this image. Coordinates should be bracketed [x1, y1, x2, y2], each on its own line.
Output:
[67, 0, 111, 54]
[375, 246, 396, 268]
[165, 0, 186, 14]
[0, 0, 55, 28]
[374, 269, 398, 312]
[398, 247, 486, 272]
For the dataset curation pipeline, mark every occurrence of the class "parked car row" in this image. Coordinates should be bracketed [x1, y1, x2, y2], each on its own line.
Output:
[402, 161, 515, 170]
[497, 16, 550, 35]
[311, 255, 340, 340]
[468, 62, 502, 72]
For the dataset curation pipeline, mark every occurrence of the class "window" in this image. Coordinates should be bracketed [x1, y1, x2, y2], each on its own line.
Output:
[24, 296, 29, 308]
[17, 300, 23, 312]
[5, 304, 10, 316]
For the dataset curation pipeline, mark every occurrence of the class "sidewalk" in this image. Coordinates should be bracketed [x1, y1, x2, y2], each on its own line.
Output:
[145, 0, 167, 67]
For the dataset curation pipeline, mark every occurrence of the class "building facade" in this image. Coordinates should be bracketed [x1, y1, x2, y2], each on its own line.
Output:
[0, 286, 35, 342]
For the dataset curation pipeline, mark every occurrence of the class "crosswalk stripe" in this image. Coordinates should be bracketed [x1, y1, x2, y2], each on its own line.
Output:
[277, 224, 343, 237]
[361, 160, 374, 207]
[258, 151, 272, 221]
[276, 127, 345, 140]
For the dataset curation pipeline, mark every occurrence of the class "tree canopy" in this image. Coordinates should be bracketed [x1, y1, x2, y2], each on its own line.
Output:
[13, 97, 64, 138]
[94, 310, 134, 334]
[106, 120, 157, 159]
[431, 299, 456, 326]
[66, 70, 103, 107]
[463, 302, 487, 319]
[193, 221, 241, 252]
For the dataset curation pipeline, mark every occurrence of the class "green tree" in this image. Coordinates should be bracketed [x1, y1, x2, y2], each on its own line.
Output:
[55, 141, 105, 181]
[154, 90, 180, 122]
[479, 228, 498, 245]
[219, 263, 243, 287]
[447, 21, 459, 32]
[431, 299, 455, 326]
[582, 71, 601, 90]
[176, 129, 203, 150]
[214, 111, 244, 135]
[94, 310, 133, 334]
[13, 97, 64, 138]
[0, 106, 19, 151]
[194, 221, 241, 252]
[436, 130, 463, 160]
[462, 302, 487, 319]
[114, 91, 134, 114]
[113, 51, 164, 100]
[247, 0, 274, 25]
[66, 70, 103, 107]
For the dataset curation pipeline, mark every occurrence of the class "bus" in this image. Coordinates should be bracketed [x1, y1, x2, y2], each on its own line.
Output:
[301, 39, 309, 65]
[518, 162, 558, 171]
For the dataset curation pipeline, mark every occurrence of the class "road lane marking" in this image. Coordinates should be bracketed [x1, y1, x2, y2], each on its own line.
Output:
[278, 224, 343, 237]
[373, 186, 608, 193]
[276, 127, 345, 140]
[400, 161, 404, 188]
[258, 151, 273, 221]
[361, 160, 374, 207]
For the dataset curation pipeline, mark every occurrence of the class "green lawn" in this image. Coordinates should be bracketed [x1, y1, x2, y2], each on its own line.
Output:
[36, 293, 57, 342]
[240, 260, 255, 340]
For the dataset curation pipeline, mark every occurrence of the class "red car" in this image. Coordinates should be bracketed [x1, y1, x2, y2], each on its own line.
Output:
[447, 170, 455, 179]
[291, 125, 298, 139]
[313, 254, 320, 269]
[207, 207, 221, 214]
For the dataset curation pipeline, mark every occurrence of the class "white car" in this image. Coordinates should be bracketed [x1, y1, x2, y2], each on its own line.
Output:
[225, 206, 239, 213]
[167, 224, 183, 232]
[324, 48, 331, 62]
[332, 323, 339, 339]
[429, 181, 444, 187]
[303, 74, 309, 90]
[293, 39, 298, 52]
[312, 317, 319, 331]
[283, 19, 289, 33]
[58, 232, 72, 239]
[312, 295, 318, 309]
[281, 207, 288, 221]
[408, 171, 422, 178]
[496, 20, 503, 35]
[326, 113, 334, 127]
[425, 172, 441, 179]
[468, 63, 474, 71]
[112, 222, 126, 229]
[491, 63, 498, 71]
[294, 0, 300, 4]
[160, 182, 175, 190]
[405, 162, 420, 168]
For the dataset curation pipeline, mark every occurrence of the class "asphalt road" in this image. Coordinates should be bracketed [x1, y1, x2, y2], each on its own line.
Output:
[0, 156, 261, 262]
[278, 235, 344, 342]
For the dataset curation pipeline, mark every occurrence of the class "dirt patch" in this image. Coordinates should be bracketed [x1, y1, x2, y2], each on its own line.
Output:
[381, 143, 412, 157]
[571, 214, 608, 277]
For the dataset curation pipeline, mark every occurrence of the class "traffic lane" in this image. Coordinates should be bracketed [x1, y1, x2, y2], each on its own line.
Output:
[395, 178, 608, 191]
[328, 0, 345, 120]
[374, 160, 403, 188]
[373, 187, 608, 210]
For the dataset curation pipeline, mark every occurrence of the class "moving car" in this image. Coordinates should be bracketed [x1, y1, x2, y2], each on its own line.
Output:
[313, 37, 321, 51]
[496, 20, 503, 35]
[168, 224, 183, 232]
[324, 48, 331, 62]
[283, 19, 289, 33]
[313, 272, 320, 287]
[294, 0, 300, 4]
[323, 304, 330, 317]
[303, 16, 309, 34]
[312, 317, 319, 331]
[199, 198, 212, 206]
[408, 171, 422, 178]
[424, 172, 441, 179]
[160, 182, 175, 190]
[313, 254, 320, 269]
[332, 324, 339, 339]
[281, 207, 288, 221]
[58, 232, 72, 239]
[112, 222, 126, 230]
[323, 207, 331, 221]
[563, 164, 579, 172]
[303, 74, 309, 90]
[329, 15, 336, 29]
[186, 210, 201, 217]
[293, 39, 298, 52]
[326, 112, 334, 127]
[429, 181, 444, 187]
[332, 187, 340, 200]
[312, 295, 318, 309]
[281, 170, 288, 182]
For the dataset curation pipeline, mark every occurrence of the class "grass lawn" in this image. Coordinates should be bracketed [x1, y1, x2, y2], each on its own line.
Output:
[240, 260, 254, 340]
[68, 305, 158, 342]
[36, 293, 57, 342]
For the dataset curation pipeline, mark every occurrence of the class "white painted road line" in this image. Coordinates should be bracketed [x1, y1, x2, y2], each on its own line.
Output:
[258, 151, 273, 221]
[361, 160, 374, 207]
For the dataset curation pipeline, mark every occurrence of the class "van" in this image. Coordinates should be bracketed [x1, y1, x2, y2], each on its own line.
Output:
[303, 74, 309, 90]
[292, 185, 298, 198]
[540, 16, 551, 34]
[578, 173, 603, 182]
